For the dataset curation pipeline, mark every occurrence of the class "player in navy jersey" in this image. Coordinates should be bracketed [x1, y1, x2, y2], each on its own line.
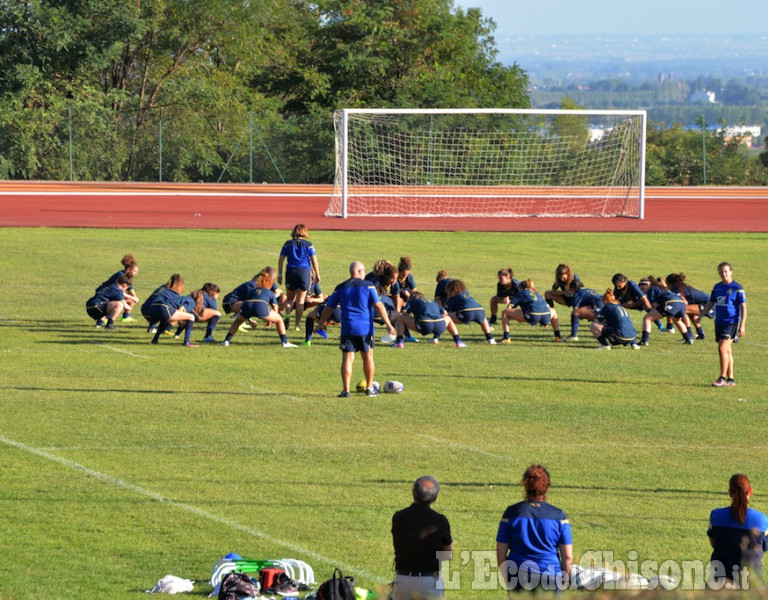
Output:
[390, 291, 466, 348]
[612, 273, 652, 312]
[444, 280, 497, 345]
[667, 272, 714, 340]
[639, 275, 694, 346]
[86, 274, 132, 330]
[488, 268, 519, 327]
[544, 264, 579, 308]
[223, 270, 285, 332]
[701, 262, 746, 387]
[496, 465, 573, 592]
[147, 275, 198, 347]
[318, 262, 396, 397]
[500, 279, 562, 343]
[302, 267, 326, 312]
[590, 289, 639, 349]
[708, 474, 768, 586]
[222, 268, 296, 348]
[433, 269, 452, 307]
[172, 283, 221, 343]
[565, 279, 604, 341]
[397, 256, 417, 304]
[97, 254, 140, 322]
[278, 224, 321, 332]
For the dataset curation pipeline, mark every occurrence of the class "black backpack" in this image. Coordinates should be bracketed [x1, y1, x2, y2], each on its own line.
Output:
[316, 568, 357, 600]
[218, 571, 260, 600]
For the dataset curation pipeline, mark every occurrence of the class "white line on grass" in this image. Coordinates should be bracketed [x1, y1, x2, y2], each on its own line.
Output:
[0, 434, 386, 584]
[417, 434, 526, 462]
[100, 344, 151, 359]
[246, 383, 307, 402]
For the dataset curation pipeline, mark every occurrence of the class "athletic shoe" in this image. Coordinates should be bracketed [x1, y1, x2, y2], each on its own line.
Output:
[391, 341, 404, 349]
[500, 338, 511, 344]
[665, 325, 675, 333]
[121, 315, 137, 323]
[456, 341, 468, 348]
[565, 335, 579, 342]
[429, 337, 439, 345]
[202, 336, 217, 343]
[105, 323, 115, 330]
[338, 390, 350, 398]
[639, 340, 649, 346]
[162, 328, 174, 336]
[695, 333, 706, 340]
[295, 326, 301, 332]
[316, 329, 329, 339]
[488, 315, 498, 326]
[365, 387, 378, 397]
[221, 340, 230, 347]
[487, 338, 497, 345]
[282, 341, 298, 348]
[656, 324, 666, 331]
[183, 342, 199, 348]
[631, 342, 641, 350]
[404, 334, 419, 343]
[596, 344, 612, 350]
[681, 338, 694, 345]
[174, 334, 180, 339]
[238, 322, 251, 333]
[725, 379, 736, 387]
[147, 325, 157, 334]
[301, 340, 311, 346]
[95, 318, 106, 328]
[554, 337, 564, 343]
[712, 377, 726, 387]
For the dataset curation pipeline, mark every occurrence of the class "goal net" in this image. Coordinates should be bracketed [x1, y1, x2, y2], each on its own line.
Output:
[326, 108, 646, 219]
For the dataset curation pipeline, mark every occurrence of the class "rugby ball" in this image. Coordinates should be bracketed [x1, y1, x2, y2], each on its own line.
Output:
[384, 380, 405, 394]
[356, 379, 368, 393]
[381, 333, 396, 344]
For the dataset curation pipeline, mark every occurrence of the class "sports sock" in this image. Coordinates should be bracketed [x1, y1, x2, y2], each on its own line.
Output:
[152, 321, 166, 344]
[553, 329, 561, 339]
[280, 334, 288, 344]
[598, 335, 609, 346]
[683, 329, 693, 342]
[106, 317, 114, 327]
[696, 326, 705, 337]
[503, 332, 510, 340]
[452, 334, 463, 343]
[205, 315, 220, 338]
[123, 311, 131, 318]
[546, 298, 554, 308]
[175, 325, 184, 337]
[305, 316, 314, 341]
[224, 333, 233, 343]
[485, 332, 494, 341]
[654, 319, 664, 330]
[641, 331, 650, 343]
[570, 314, 579, 337]
[396, 335, 404, 343]
[183, 320, 194, 344]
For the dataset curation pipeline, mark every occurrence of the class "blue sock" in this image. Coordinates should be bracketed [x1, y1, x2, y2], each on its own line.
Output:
[205, 316, 220, 338]
[570, 314, 579, 337]
[184, 321, 193, 344]
[280, 334, 288, 344]
[641, 331, 650, 343]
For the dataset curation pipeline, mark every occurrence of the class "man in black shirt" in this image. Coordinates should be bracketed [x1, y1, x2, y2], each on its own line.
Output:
[391, 476, 453, 600]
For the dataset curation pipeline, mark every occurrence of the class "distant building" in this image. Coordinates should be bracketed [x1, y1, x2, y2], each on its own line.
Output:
[689, 90, 716, 103]
[724, 125, 762, 147]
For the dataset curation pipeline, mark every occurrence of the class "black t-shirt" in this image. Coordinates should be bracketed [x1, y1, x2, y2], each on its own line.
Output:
[392, 503, 452, 573]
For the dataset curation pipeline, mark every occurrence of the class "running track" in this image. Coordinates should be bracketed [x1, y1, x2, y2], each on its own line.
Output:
[0, 181, 766, 232]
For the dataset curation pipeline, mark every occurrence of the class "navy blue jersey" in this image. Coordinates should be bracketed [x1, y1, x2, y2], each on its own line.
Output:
[98, 270, 133, 292]
[653, 289, 687, 314]
[681, 285, 709, 305]
[87, 283, 125, 308]
[240, 286, 278, 319]
[179, 296, 196, 313]
[445, 290, 482, 314]
[226, 280, 256, 303]
[551, 273, 580, 292]
[614, 280, 645, 306]
[203, 292, 218, 311]
[142, 285, 167, 316]
[398, 273, 416, 293]
[496, 279, 520, 299]
[496, 501, 572, 574]
[596, 303, 637, 341]
[710, 281, 746, 325]
[325, 278, 381, 337]
[645, 286, 663, 306]
[434, 278, 453, 304]
[379, 291, 396, 314]
[151, 288, 184, 312]
[280, 238, 316, 269]
[511, 289, 550, 316]
[709, 507, 768, 580]
[405, 296, 445, 322]
[571, 287, 603, 311]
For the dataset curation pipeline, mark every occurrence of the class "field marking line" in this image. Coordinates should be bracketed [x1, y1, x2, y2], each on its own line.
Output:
[246, 383, 307, 402]
[100, 344, 151, 359]
[417, 434, 525, 462]
[0, 434, 386, 584]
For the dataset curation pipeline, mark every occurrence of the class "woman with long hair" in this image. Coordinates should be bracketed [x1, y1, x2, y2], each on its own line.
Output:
[444, 279, 496, 345]
[496, 465, 573, 592]
[147, 274, 197, 347]
[708, 474, 768, 587]
[97, 253, 140, 322]
[500, 279, 562, 344]
[278, 224, 321, 332]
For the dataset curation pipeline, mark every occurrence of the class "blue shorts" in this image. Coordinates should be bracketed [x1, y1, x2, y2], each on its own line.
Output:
[222, 293, 237, 314]
[339, 334, 374, 353]
[148, 304, 176, 323]
[240, 301, 271, 320]
[715, 322, 739, 341]
[86, 304, 106, 321]
[525, 313, 551, 327]
[601, 327, 635, 346]
[661, 302, 686, 319]
[286, 267, 311, 292]
[457, 309, 486, 325]
[416, 320, 447, 337]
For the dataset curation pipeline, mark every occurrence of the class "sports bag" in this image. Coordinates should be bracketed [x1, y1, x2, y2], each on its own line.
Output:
[316, 568, 356, 600]
[218, 571, 260, 600]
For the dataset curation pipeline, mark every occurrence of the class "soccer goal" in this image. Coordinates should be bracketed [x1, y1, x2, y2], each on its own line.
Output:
[326, 108, 647, 219]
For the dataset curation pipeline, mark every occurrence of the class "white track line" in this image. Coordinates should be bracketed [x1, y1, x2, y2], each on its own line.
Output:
[0, 434, 386, 584]
[0, 191, 329, 197]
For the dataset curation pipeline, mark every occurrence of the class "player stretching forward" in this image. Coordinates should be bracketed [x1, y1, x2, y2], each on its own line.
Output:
[500, 279, 562, 344]
[488, 268, 519, 327]
[565, 279, 604, 341]
[590, 289, 640, 350]
[444, 280, 497, 345]
[391, 291, 467, 348]
[639, 275, 694, 346]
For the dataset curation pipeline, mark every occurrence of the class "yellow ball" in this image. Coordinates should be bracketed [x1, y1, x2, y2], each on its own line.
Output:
[356, 379, 368, 393]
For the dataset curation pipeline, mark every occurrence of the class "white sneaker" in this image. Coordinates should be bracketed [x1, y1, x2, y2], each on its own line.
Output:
[596, 344, 611, 350]
[487, 338, 497, 345]
[221, 340, 230, 347]
[429, 338, 439, 345]
[282, 341, 298, 348]
[565, 335, 579, 342]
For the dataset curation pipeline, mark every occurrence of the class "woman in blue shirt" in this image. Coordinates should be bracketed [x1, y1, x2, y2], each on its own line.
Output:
[444, 279, 497, 345]
[639, 275, 694, 346]
[278, 224, 321, 331]
[496, 465, 573, 592]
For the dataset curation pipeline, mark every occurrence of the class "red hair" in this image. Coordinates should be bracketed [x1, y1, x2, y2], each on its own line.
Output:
[729, 473, 752, 524]
[522, 465, 550, 501]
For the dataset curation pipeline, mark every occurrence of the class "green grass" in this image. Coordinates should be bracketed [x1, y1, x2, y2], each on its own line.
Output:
[0, 228, 767, 599]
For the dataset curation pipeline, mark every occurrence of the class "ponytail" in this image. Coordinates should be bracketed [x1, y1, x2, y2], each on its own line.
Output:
[729, 473, 752, 524]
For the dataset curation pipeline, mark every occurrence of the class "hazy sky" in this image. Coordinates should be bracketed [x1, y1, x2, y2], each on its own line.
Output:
[453, 0, 768, 35]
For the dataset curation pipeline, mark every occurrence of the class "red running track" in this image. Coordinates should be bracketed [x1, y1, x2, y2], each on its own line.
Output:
[0, 181, 766, 232]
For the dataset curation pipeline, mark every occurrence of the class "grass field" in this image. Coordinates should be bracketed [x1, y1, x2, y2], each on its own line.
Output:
[1, 228, 766, 599]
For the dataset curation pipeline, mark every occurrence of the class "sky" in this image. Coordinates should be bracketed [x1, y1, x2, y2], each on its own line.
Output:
[453, 0, 768, 36]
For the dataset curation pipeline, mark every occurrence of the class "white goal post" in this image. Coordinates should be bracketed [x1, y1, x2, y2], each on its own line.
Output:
[326, 108, 646, 219]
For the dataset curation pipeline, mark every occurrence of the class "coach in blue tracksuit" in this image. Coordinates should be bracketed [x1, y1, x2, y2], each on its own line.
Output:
[319, 261, 395, 398]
